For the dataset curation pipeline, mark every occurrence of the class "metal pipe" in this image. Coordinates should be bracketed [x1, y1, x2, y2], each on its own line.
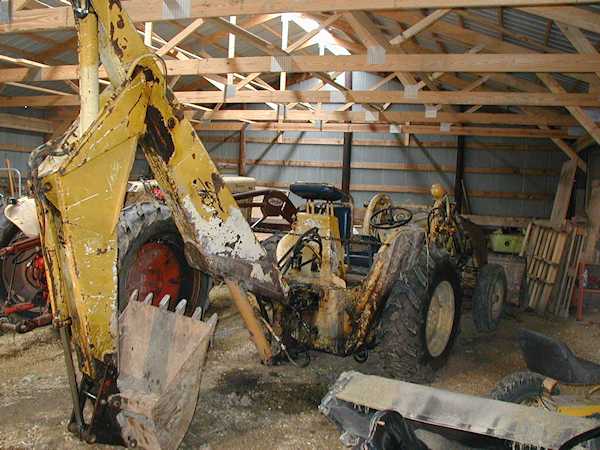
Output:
[59, 324, 85, 435]
[0, 168, 22, 197]
[78, 11, 99, 134]
[225, 279, 273, 364]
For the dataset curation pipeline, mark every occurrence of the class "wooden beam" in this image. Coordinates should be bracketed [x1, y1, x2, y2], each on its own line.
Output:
[209, 16, 286, 56]
[200, 109, 580, 126]
[517, 6, 600, 34]
[200, 133, 565, 152]
[3, 1, 596, 34]
[556, 21, 600, 82]
[238, 124, 247, 176]
[287, 14, 340, 52]
[455, 133, 466, 213]
[4, 90, 599, 108]
[0, 54, 598, 83]
[462, 214, 538, 228]
[156, 18, 204, 57]
[390, 9, 450, 45]
[550, 159, 577, 226]
[169, 90, 600, 107]
[0, 112, 53, 133]
[194, 121, 573, 138]
[538, 73, 600, 147]
[258, 180, 552, 201]
[381, 9, 597, 86]
[213, 157, 559, 177]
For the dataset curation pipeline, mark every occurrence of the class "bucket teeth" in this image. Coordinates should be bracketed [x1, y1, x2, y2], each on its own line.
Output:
[159, 295, 170, 309]
[117, 301, 218, 450]
[143, 293, 154, 305]
[128, 289, 139, 304]
[191, 306, 203, 321]
[175, 299, 187, 315]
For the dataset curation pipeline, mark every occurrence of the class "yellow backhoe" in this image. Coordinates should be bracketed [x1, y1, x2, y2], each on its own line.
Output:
[29, 1, 471, 448]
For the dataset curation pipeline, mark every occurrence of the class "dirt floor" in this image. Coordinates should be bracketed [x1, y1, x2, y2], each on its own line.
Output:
[1, 299, 599, 450]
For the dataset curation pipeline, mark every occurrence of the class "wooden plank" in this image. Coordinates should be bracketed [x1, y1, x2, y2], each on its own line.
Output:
[238, 125, 246, 176]
[200, 109, 579, 126]
[556, 21, 600, 81]
[518, 6, 600, 34]
[257, 180, 552, 200]
[6, 90, 597, 112]
[0, 112, 53, 133]
[209, 17, 286, 56]
[538, 73, 600, 147]
[156, 18, 204, 57]
[582, 181, 600, 264]
[381, 10, 596, 86]
[163, 90, 600, 108]
[194, 121, 573, 138]
[201, 133, 579, 155]
[3, 1, 596, 34]
[1, 54, 600, 84]
[390, 9, 451, 45]
[213, 157, 558, 176]
[550, 159, 577, 227]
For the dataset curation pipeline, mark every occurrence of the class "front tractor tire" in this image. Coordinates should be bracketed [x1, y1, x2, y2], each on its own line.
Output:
[376, 249, 462, 383]
[472, 263, 507, 333]
[117, 202, 208, 316]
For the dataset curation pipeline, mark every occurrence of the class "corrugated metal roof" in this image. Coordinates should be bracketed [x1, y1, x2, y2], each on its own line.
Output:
[0, 6, 597, 96]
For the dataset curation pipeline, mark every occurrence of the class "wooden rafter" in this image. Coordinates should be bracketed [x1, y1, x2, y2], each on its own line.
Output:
[4, 89, 597, 107]
[4, 54, 598, 84]
[1, 1, 599, 35]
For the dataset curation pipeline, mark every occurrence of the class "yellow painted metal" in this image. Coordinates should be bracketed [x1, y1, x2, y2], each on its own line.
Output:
[37, 77, 149, 369]
[558, 403, 600, 417]
[225, 279, 273, 364]
[277, 205, 346, 287]
[33, 0, 284, 376]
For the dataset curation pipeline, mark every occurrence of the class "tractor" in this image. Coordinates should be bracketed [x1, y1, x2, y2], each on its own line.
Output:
[24, 0, 505, 448]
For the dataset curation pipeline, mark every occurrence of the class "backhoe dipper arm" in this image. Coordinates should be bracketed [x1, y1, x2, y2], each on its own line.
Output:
[30, 0, 284, 394]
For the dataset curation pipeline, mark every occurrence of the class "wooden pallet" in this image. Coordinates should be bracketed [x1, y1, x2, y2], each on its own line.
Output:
[519, 221, 586, 316]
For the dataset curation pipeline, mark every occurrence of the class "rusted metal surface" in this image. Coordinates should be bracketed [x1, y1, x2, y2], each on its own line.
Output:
[225, 279, 272, 364]
[117, 301, 217, 450]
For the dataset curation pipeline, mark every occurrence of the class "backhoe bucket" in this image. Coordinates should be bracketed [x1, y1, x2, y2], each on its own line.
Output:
[115, 300, 217, 450]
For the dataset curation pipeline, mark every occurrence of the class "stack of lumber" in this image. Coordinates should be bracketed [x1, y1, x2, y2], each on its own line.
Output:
[520, 221, 586, 316]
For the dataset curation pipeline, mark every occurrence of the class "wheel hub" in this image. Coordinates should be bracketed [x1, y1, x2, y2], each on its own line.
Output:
[425, 280, 455, 357]
[490, 279, 505, 320]
[123, 242, 183, 309]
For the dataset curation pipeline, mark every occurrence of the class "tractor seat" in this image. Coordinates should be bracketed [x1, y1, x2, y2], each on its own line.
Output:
[519, 329, 600, 385]
[290, 182, 347, 202]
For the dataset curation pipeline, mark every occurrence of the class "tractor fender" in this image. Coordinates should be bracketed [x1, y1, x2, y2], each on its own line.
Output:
[4, 197, 39, 237]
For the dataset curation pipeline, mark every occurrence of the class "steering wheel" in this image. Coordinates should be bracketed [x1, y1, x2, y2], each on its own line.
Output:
[369, 206, 413, 229]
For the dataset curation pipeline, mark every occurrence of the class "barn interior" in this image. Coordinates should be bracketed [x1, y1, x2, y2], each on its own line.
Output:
[0, 1, 600, 449]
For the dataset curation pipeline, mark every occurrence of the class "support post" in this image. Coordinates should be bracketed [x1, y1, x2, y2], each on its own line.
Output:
[342, 71, 353, 195]
[550, 159, 577, 227]
[454, 134, 466, 213]
[77, 11, 99, 135]
[239, 123, 247, 176]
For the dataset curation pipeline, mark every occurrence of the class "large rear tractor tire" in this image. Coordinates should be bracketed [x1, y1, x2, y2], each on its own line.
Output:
[376, 248, 462, 383]
[472, 264, 507, 333]
[117, 202, 208, 317]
